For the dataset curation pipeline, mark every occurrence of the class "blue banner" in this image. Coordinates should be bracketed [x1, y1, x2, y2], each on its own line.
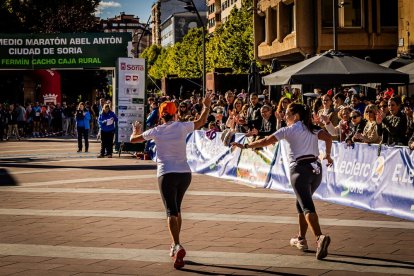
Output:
[150, 130, 414, 221]
[235, 136, 276, 187]
[186, 131, 242, 179]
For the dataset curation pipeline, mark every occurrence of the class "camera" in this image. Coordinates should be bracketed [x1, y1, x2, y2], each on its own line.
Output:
[76, 110, 84, 120]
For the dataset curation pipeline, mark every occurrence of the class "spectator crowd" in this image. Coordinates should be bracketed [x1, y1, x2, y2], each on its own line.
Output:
[2, 86, 414, 151]
[0, 99, 108, 142]
[145, 86, 414, 150]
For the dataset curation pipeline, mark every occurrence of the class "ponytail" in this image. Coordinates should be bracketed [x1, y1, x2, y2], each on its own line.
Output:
[287, 103, 320, 134]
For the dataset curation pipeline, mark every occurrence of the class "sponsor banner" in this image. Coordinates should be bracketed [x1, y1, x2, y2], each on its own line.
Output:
[320, 142, 385, 208]
[370, 146, 414, 220]
[149, 131, 414, 220]
[235, 136, 276, 187]
[274, 141, 414, 221]
[186, 131, 241, 178]
[267, 140, 291, 192]
[0, 33, 131, 69]
[116, 58, 146, 143]
[183, 132, 414, 221]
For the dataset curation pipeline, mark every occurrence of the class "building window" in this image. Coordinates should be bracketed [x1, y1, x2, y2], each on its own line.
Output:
[287, 3, 295, 33]
[268, 7, 277, 43]
[321, 0, 333, 27]
[208, 18, 216, 28]
[339, 0, 361, 27]
[257, 12, 266, 45]
[209, 4, 215, 14]
[380, 0, 397, 27]
[322, 0, 362, 28]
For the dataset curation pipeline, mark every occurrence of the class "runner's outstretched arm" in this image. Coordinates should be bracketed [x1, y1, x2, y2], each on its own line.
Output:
[193, 92, 214, 130]
[130, 122, 145, 143]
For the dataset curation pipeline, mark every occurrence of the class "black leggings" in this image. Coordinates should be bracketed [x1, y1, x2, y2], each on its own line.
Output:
[100, 131, 114, 156]
[158, 172, 192, 217]
[290, 160, 322, 214]
[77, 127, 89, 151]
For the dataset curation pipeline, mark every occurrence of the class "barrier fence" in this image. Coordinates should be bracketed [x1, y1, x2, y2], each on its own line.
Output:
[180, 130, 414, 221]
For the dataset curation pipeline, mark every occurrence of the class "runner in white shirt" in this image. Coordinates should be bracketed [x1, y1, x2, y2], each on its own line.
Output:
[232, 102, 334, 260]
[130, 92, 213, 269]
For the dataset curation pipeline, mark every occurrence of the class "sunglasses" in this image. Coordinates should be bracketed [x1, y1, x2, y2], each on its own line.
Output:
[365, 110, 375, 114]
[351, 115, 360, 119]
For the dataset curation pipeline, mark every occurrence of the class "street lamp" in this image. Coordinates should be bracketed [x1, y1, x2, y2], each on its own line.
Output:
[333, 0, 348, 51]
[178, 0, 206, 96]
[333, 0, 338, 51]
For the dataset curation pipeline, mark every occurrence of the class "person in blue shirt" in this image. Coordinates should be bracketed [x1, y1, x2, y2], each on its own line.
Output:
[31, 102, 42, 137]
[98, 103, 118, 158]
[75, 102, 91, 152]
[146, 102, 159, 128]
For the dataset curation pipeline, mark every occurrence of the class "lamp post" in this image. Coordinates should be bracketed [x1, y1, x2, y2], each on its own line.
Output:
[178, 0, 206, 96]
[333, 1, 347, 51]
[136, 15, 152, 58]
[333, 0, 338, 51]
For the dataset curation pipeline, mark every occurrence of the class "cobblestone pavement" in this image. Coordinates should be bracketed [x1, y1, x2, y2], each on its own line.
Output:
[0, 138, 413, 275]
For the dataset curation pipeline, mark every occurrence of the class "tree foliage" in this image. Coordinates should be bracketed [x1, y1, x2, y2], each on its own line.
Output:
[210, 0, 254, 73]
[0, 0, 100, 33]
[146, 0, 254, 80]
[140, 44, 163, 68]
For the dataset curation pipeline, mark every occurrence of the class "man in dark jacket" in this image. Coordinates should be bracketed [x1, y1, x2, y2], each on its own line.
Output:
[246, 93, 262, 130]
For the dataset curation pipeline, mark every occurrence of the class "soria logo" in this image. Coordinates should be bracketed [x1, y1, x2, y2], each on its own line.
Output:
[120, 62, 126, 70]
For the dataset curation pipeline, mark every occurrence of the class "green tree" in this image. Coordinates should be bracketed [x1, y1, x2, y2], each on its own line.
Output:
[207, 1, 254, 73]
[148, 1, 254, 80]
[140, 44, 163, 68]
[175, 28, 204, 78]
[0, 0, 100, 33]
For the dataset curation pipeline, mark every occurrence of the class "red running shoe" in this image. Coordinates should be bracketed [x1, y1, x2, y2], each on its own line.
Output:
[172, 244, 186, 269]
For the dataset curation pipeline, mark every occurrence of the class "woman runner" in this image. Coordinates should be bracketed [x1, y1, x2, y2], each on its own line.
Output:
[232, 102, 334, 260]
[129, 92, 213, 269]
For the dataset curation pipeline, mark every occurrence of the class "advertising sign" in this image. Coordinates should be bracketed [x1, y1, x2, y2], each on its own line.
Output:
[180, 132, 414, 221]
[0, 33, 131, 69]
[116, 58, 146, 143]
[236, 136, 276, 187]
[186, 130, 242, 178]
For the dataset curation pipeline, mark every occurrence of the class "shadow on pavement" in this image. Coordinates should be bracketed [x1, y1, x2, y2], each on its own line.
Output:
[0, 169, 18, 186]
[18, 139, 77, 143]
[182, 261, 304, 276]
[0, 158, 51, 164]
[0, 161, 156, 171]
[325, 252, 414, 269]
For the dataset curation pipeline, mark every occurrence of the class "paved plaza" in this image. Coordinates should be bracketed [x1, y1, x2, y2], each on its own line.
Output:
[0, 138, 413, 275]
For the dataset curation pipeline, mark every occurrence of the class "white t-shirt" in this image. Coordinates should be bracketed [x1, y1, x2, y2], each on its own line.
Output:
[142, 121, 194, 177]
[274, 121, 321, 162]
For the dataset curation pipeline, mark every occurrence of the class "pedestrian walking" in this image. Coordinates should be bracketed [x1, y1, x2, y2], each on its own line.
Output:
[97, 104, 118, 158]
[232, 102, 334, 260]
[129, 92, 213, 269]
[75, 102, 91, 152]
[6, 104, 20, 141]
[31, 102, 42, 137]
